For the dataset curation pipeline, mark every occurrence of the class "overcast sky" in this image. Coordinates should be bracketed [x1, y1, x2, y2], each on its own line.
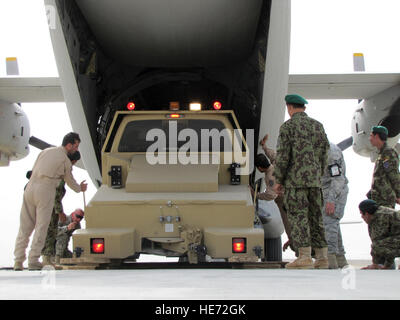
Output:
[0, 0, 400, 267]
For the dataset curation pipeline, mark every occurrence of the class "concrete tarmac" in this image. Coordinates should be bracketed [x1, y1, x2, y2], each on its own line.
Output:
[0, 260, 399, 300]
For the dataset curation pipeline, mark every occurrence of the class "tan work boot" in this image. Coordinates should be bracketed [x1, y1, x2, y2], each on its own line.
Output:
[285, 247, 314, 269]
[327, 254, 339, 269]
[336, 254, 349, 268]
[28, 261, 43, 271]
[313, 247, 329, 269]
[13, 261, 23, 271]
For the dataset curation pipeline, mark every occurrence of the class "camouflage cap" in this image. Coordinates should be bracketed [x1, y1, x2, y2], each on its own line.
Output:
[371, 125, 388, 136]
[285, 94, 308, 105]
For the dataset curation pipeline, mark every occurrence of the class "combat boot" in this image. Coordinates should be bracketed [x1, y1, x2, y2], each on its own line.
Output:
[13, 261, 23, 271]
[64, 250, 73, 258]
[327, 254, 339, 269]
[42, 255, 53, 266]
[55, 255, 61, 265]
[285, 247, 314, 269]
[313, 247, 329, 269]
[41, 255, 63, 270]
[28, 261, 43, 271]
[336, 254, 348, 268]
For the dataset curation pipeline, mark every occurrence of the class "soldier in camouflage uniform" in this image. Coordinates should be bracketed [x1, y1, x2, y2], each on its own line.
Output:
[41, 151, 81, 266]
[55, 209, 84, 264]
[254, 134, 294, 253]
[273, 94, 330, 269]
[41, 180, 66, 262]
[321, 142, 349, 269]
[367, 126, 400, 209]
[359, 199, 400, 269]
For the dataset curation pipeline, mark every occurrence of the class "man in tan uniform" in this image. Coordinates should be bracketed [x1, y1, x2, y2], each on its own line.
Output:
[13, 132, 88, 271]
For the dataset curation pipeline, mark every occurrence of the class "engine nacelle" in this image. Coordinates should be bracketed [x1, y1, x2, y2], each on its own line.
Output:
[0, 100, 30, 166]
[351, 85, 400, 161]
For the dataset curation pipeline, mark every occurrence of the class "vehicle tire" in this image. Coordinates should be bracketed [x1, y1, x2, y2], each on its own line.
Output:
[264, 237, 282, 262]
[109, 259, 123, 267]
[178, 254, 206, 263]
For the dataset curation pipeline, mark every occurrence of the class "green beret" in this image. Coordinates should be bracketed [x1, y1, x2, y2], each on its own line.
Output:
[285, 94, 308, 105]
[371, 126, 388, 136]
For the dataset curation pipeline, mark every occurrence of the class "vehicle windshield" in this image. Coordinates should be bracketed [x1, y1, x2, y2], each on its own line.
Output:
[118, 119, 232, 152]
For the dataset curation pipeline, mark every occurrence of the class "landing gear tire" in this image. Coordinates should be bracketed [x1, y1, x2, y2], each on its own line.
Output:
[263, 237, 282, 262]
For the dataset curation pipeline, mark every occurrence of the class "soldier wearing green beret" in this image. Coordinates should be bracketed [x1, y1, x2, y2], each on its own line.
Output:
[359, 199, 400, 270]
[273, 94, 330, 269]
[367, 125, 400, 208]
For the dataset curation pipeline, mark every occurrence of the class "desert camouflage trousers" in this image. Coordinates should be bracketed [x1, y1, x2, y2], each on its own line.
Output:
[322, 192, 347, 255]
[283, 187, 327, 249]
[56, 232, 73, 258]
[41, 212, 59, 256]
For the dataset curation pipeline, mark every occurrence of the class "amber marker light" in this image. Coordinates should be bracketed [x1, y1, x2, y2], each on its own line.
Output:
[169, 101, 180, 110]
[166, 113, 183, 119]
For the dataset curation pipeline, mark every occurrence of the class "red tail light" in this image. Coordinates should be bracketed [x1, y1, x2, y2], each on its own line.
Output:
[127, 102, 135, 110]
[213, 101, 222, 110]
[232, 238, 246, 253]
[91, 238, 105, 254]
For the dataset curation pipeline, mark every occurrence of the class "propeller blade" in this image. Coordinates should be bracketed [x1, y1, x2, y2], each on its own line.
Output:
[337, 136, 353, 151]
[29, 136, 54, 150]
[6, 57, 19, 75]
[353, 53, 365, 103]
[353, 53, 365, 72]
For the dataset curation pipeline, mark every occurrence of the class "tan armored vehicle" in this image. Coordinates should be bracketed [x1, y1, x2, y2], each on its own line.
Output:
[46, 0, 289, 265]
[72, 110, 264, 264]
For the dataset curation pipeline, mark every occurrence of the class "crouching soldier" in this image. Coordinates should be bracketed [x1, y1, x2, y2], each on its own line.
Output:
[255, 134, 294, 253]
[359, 200, 400, 270]
[55, 209, 84, 264]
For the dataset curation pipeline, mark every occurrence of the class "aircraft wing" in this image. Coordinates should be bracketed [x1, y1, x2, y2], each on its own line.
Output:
[288, 73, 400, 99]
[0, 77, 63, 103]
[1, 73, 399, 103]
